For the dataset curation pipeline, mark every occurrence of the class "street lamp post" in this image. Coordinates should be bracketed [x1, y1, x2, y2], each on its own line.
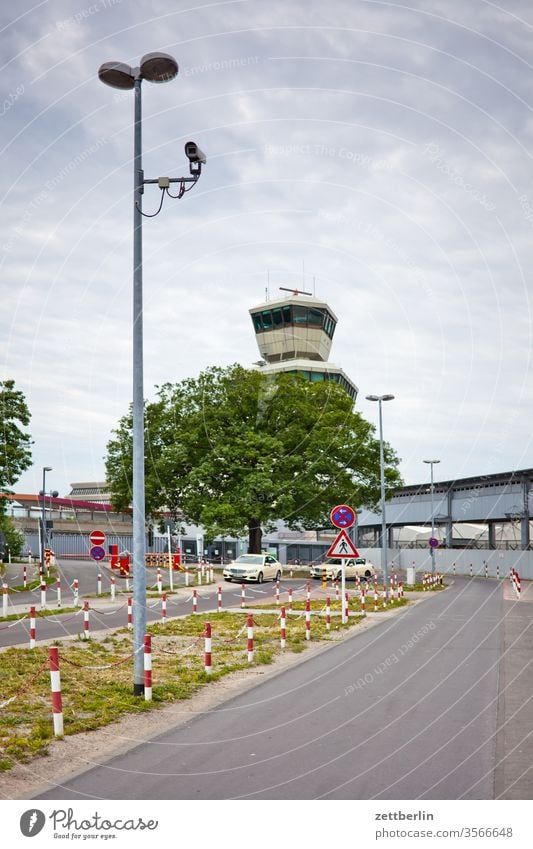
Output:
[99, 53, 206, 695]
[423, 459, 440, 574]
[40, 467, 52, 576]
[365, 395, 395, 599]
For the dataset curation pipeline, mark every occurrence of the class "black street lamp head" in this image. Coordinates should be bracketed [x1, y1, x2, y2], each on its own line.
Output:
[365, 394, 395, 402]
[140, 52, 178, 83]
[98, 61, 136, 89]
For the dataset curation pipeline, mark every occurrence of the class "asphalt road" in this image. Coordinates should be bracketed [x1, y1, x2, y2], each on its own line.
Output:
[35, 576, 528, 800]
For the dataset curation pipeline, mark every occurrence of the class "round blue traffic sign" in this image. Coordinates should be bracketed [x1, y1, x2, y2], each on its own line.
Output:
[330, 504, 356, 529]
[90, 545, 106, 561]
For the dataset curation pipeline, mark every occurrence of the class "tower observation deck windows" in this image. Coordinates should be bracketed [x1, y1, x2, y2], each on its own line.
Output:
[251, 305, 336, 338]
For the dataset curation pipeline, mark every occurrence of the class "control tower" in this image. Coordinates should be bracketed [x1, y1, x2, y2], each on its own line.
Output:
[249, 289, 358, 402]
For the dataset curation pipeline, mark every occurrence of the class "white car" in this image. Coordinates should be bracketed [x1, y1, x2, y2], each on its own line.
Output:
[310, 558, 376, 582]
[223, 553, 283, 583]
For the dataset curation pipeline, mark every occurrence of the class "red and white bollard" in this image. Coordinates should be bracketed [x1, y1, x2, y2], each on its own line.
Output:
[344, 591, 349, 621]
[73, 579, 79, 607]
[23, 565, 27, 589]
[399, 581, 404, 599]
[127, 597, 133, 629]
[241, 583, 246, 609]
[514, 571, 521, 599]
[157, 568, 162, 594]
[305, 598, 311, 640]
[56, 578, 61, 609]
[83, 600, 90, 639]
[289, 563, 293, 579]
[193, 589, 198, 613]
[288, 587, 293, 611]
[325, 597, 331, 631]
[110, 576, 116, 602]
[275, 580, 280, 605]
[144, 634, 152, 701]
[382, 588, 387, 609]
[360, 586, 366, 615]
[97, 573, 102, 596]
[204, 622, 212, 675]
[2, 582, 7, 618]
[49, 647, 64, 736]
[247, 613, 254, 662]
[306, 583, 311, 603]
[374, 585, 378, 612]
[185, 565, 190, 587]
[280, 606, 287, 648]
[335, 580, 339, 602]
[217, 586, 222, 613]
[30, 605, 36, 649]
[161, 592, 167, 624]
[40, 581, 47, 611]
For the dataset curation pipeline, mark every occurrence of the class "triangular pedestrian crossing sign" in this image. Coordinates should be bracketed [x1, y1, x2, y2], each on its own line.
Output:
[326, 529, 360, 559]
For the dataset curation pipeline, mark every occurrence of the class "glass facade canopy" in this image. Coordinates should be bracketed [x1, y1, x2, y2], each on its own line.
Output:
[251, 304, 336, 340]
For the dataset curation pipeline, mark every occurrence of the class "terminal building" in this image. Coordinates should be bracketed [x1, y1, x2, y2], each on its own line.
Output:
[249, 289, 358, 402]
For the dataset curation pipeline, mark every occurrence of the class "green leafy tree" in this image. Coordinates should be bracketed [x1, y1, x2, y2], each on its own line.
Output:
[105, 365, 402, 552]
[0, 380, 33, 515]
[0, 515, 24, 559]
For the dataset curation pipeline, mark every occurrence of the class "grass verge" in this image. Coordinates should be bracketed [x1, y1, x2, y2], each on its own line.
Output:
[0, 607, 361, 772]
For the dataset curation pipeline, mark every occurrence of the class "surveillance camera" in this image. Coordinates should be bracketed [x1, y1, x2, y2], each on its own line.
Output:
[184, 141, 207, 165]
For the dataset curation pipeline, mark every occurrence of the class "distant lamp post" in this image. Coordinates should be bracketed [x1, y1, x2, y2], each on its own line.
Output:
[365, 394, 395, 597]
[423, 459, 441, 574]
[98, 52, 206, 697]
[40, 467, 52, 573]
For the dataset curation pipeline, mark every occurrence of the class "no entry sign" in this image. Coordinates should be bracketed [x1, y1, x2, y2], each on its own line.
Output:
[90, 530, 106, 546]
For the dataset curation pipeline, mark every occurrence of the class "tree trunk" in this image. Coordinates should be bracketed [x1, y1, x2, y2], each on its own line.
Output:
[248, 518, 262, 554]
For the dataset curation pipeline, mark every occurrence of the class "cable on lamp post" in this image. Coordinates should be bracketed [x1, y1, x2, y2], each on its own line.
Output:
[98, 52, 206, 696]
[423, 459, 440, 574]
[365, 395, 394, 600]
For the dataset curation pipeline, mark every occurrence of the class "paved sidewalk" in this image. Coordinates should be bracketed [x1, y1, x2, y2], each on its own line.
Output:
[495, 580, 533, 799]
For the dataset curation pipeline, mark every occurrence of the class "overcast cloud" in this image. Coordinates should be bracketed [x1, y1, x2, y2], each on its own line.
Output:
[2, 0, 533, 497]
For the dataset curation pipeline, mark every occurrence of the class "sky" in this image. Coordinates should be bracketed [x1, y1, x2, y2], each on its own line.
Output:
[2, 0, 533, 498]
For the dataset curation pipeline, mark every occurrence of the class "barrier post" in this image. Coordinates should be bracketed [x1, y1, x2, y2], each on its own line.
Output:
[241, 584, 246, 609]
[2, 582, 7, 618]
[247, 613, 254, 662]
[83, 600, 90, 639]
[110, 576, 116, 602]
[185, 565, 190, 587]
[360, 586, 366, 616]
[305, 598, 311, 640]
[127, 597, 133, 629]
[193, 589, 198, 613]
[280, 606, 286, 648]
[23, 565, 27, 589]
[73, 579, 79, 607]
[30, 605, 36, 649]
[322, 566, 327, 590]
[204, 622, 212, 675]
[161, 592, 167, 624]
[374, 585, 378, 612]
[49, 647, 64, 736]
[56, 578, 61, 608]
[344, 592, 349, 621]
[335, 581, 339, 602]
[288, 587, 293, 611]
[275, 580, 280, 605]
[40, 581, 46, 611]
[157, 568, 162, 595]
[97, 574, 102, 596]
[144, 634, 152, 701]
[382, 587, 387, 609]
[306, 583, 311, 603]
[217, 586, 222, 613]
[325, 596, 331, 631]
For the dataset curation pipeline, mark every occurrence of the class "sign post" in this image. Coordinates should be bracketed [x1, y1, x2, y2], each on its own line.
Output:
[328, 507, 358, 625]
